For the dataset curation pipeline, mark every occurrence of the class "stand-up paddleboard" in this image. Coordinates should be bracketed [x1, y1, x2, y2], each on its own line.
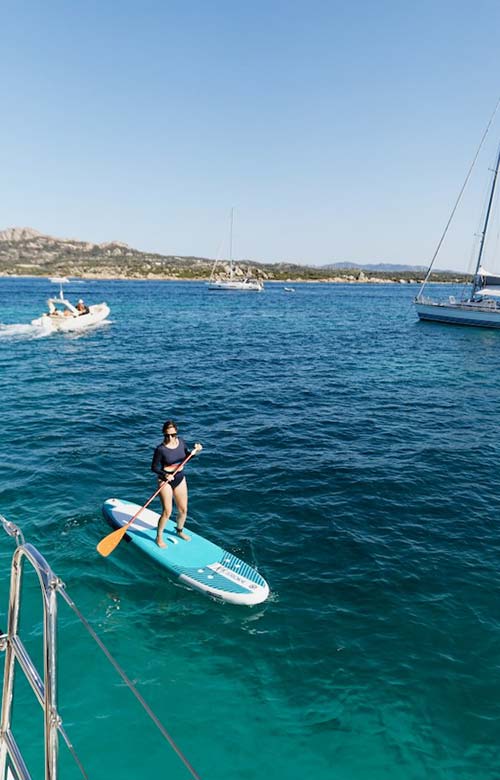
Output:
[102, 498, 269, 606]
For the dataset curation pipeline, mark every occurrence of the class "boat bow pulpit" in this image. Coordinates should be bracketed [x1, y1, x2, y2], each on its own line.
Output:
[0, 516, 200, 780]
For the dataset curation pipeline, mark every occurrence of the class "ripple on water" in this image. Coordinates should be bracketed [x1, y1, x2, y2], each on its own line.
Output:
[0, 279, 499, 778]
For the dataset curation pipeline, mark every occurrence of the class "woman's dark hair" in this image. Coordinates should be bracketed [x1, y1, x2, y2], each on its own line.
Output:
[162, 419, 177, 434]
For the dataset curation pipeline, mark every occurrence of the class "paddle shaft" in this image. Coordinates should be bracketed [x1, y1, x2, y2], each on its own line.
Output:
[96, 450, 196, 557]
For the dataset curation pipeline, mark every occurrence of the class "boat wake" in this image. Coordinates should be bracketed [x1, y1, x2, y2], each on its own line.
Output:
[0, 318, 111, 340]
[0, 323, 52, 340]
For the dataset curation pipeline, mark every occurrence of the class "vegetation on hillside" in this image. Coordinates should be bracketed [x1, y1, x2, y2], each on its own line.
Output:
[0, 230, 468, 283]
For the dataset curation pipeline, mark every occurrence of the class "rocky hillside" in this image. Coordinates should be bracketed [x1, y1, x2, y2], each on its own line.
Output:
[0, 227, 465, 282]
[0, 227, 221, 280]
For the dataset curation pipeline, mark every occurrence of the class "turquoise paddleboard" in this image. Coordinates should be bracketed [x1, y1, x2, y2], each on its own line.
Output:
[102, 499, 270, 606]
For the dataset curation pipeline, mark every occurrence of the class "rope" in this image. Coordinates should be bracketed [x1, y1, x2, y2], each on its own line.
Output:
[209, 234, 228, 282]
[58, 728, 89, 780]
[57, 586, 201, 780]
[417, 96, 500, 299]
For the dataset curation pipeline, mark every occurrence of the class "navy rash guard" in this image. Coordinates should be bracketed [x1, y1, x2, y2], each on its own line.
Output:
[151, 438, 191, 479]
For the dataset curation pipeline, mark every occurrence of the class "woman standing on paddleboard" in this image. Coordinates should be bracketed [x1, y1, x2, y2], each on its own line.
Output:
[151, 420, 202, 548]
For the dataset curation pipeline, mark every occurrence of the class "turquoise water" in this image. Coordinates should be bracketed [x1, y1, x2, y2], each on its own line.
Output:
[1, 277, 499, 779]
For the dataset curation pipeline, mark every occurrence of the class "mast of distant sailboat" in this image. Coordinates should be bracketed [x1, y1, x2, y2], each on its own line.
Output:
[229, 207, 234, 281]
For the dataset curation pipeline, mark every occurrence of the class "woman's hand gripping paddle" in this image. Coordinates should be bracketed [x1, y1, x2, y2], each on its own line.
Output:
[97, 448, 200, 557]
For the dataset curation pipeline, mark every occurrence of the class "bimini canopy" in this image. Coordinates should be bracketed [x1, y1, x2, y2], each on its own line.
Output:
[475, 266, 500, 296]
[476, 266, 500, 289]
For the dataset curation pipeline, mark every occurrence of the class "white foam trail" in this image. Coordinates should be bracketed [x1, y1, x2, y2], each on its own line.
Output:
[0, 323, 52, 340]
[0, 317, 111, 340]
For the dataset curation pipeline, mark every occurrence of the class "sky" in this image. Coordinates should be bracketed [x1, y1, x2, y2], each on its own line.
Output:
[2, 0, 500, 270]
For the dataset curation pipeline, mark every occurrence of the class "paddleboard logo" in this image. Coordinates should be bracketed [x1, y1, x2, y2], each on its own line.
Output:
[209, 563, 259, 590]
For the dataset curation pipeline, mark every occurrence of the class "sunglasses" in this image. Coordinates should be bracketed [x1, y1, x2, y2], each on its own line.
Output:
[165, 431, 177, 436]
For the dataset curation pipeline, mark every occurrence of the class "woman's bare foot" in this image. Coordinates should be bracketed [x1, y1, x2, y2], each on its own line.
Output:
[156, 536, 167, 548]
[176, 528, 191, 541]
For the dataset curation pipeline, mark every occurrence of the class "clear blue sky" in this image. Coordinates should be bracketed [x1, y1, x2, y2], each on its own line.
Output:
[2, 0, 500, 270]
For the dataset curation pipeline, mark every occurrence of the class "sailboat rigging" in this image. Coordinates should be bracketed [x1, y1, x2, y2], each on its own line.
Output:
[415, 123, 500, 328]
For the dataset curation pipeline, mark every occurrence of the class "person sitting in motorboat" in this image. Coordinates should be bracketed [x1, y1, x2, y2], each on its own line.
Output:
[76, 299, 90, 315]
[47, 300, 62, 317]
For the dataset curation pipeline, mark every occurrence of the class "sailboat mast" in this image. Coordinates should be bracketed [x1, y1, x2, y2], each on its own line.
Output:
[471, 144, 500, 296]
[229, 208, 234, 280]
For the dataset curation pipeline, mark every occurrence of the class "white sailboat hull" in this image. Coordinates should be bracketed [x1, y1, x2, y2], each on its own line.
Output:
[32, 303, 110, 332]
[207, 280, 263, 291]
[415, 300, 500, 329]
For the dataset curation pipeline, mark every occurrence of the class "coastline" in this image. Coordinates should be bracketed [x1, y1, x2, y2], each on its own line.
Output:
[0, 228, 466, 285]
[0, 272, 431, 284]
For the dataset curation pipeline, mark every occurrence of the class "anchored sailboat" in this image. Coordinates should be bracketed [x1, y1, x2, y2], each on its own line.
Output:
[207, 209, 264, 292]
[415, 133, 500, 328]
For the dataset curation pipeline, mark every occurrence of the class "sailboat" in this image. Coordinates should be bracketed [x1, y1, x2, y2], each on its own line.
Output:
[207, 209, 264, 292]
[414, 142, 500, 328]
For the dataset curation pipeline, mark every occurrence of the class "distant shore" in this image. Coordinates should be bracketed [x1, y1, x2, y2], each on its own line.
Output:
[0, 272, 437, 284]
[0, 227, 468, 284]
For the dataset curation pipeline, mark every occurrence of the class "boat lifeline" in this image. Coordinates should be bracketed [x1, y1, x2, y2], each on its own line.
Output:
[415, 131, 500, 328]
[207, 209, 264, 292]
[31, 283, 110, 334]
[0, 514, 200, 780]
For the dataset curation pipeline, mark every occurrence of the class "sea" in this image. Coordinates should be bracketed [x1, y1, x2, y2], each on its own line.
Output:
[0, 276, 499, 780]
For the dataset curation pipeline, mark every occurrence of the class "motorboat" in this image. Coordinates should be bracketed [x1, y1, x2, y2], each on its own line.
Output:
[31, 286, 110, 333]
[32, 302, 110, 333]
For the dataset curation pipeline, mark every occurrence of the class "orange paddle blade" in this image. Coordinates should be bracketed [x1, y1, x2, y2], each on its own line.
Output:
[96, 523, 131, 557]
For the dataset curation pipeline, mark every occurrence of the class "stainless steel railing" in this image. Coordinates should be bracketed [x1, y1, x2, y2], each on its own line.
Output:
[0, 516, 200, 780]
[0, 516, 64, 780]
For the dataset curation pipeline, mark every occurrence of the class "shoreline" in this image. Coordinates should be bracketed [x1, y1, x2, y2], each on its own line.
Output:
[0, 272, 453, 285]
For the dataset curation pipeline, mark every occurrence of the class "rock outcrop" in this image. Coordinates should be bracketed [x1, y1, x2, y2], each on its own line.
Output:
[0, 227, 45, 242]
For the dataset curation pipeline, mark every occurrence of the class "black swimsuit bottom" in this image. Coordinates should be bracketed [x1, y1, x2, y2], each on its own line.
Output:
[160, 471, 185, 490]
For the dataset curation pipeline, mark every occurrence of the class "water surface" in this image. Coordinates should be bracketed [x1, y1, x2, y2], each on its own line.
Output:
[0, 277, 499, 779]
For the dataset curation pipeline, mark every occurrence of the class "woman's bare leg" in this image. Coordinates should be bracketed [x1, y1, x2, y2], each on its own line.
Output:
[173, 479, 190, 541]
[156, 483, 173, 547]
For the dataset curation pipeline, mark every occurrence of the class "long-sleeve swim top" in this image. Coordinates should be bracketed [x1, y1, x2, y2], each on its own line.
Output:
[151, 438, 191, 478]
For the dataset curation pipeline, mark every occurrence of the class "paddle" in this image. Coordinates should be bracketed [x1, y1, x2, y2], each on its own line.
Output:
[96, 451, 197, 558]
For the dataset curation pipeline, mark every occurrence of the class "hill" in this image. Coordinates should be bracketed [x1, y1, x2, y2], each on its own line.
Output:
[0, 227, 466, 283]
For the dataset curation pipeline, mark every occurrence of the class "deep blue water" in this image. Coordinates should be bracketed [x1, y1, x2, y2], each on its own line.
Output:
[0, 276, 499, 779]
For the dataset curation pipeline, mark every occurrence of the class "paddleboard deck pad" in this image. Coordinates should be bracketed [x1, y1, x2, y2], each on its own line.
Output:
[102, 498, 269, 606]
